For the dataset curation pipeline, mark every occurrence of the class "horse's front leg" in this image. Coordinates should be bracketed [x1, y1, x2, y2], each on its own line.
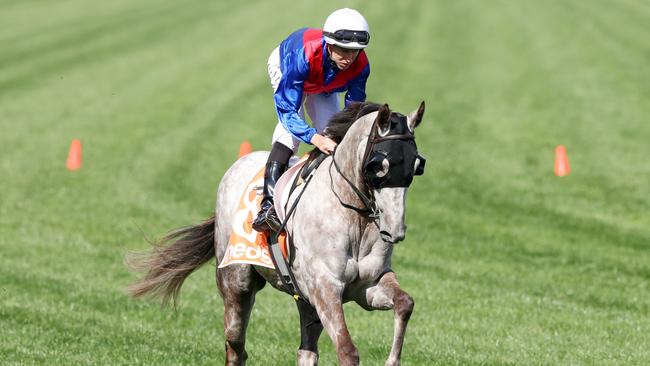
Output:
[309, 279, 359, 366]
[363, 271, 414, 366]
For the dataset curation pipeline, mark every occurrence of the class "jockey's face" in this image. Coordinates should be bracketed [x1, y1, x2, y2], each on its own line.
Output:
[328, 44, 360, 71]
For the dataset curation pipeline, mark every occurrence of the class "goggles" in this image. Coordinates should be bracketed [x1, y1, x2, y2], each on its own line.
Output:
[324, 30, 370, 45]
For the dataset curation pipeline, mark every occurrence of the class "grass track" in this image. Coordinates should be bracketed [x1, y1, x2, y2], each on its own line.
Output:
[1, 1, 649, 365]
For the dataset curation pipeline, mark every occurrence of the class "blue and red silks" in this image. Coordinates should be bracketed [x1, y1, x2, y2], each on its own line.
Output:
[274, 28, 370, 144]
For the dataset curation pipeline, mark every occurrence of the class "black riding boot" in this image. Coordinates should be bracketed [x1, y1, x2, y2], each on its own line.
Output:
[252, 161, 287, 232]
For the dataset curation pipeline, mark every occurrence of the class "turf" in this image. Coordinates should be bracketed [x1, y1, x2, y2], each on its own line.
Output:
[1, 0, 649, 365]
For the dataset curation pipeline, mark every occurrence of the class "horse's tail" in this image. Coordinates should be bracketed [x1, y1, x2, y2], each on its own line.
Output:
[127, 215, 216, 307]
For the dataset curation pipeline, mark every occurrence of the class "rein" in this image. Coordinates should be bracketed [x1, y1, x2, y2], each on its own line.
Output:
[329, 148, 379, 219]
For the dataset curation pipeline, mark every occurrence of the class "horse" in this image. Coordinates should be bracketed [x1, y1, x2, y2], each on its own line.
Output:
[128, 101, 426, 366]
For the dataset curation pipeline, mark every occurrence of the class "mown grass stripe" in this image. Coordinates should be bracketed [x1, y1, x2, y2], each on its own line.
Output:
[0, 5, 221, 92]
[0, 1, 182, 66]
[1, 1, 649, 364]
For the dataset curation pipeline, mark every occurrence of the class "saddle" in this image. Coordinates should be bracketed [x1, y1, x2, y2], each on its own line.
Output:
[275, 151, 325, 221]
[218, 152, 324, 270]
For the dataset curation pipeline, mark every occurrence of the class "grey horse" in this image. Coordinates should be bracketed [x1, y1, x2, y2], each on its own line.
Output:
[128, 101, 426, 366]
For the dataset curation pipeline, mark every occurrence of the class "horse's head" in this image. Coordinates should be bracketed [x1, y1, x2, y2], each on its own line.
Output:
[362, 102, 425, 243]
[327, 101, 426, 244]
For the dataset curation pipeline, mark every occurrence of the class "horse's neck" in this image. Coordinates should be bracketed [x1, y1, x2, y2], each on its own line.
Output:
[326, 119, 387, 255]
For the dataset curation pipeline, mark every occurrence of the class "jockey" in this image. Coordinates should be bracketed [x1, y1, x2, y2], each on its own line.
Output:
[252, 8, 371, 232]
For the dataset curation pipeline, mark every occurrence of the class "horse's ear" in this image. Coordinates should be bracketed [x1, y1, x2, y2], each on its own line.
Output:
[375, 104, 391, 135]
[407, 101, 425, 131]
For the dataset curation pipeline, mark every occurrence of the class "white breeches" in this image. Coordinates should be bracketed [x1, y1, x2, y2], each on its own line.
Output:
[267, 47, 340, 153]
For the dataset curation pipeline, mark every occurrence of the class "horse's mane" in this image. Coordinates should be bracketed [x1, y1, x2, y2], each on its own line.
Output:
[323, 101, 382, 143]
[305, 101, 382, 160]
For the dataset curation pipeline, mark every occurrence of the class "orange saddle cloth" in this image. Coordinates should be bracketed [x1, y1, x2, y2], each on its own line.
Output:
[217, 164, 296, 269]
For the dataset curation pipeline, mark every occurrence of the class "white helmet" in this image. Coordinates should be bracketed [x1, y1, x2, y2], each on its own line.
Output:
[323, 8, 370, 50]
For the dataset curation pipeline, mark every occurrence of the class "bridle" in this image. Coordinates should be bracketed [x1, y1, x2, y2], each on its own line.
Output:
[330, 148, 380, 218]
[329, 113, 424, 220]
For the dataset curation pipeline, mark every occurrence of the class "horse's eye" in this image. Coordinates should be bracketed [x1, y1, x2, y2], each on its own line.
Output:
[376, 158, 390, 178]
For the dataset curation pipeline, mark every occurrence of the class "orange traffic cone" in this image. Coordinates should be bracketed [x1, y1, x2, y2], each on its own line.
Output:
[554, 145, 570, 177]
[238, 140, 252, 158]
[66, 139, 82, 171]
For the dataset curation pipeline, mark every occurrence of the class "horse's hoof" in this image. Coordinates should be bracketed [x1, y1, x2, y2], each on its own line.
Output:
[297, 349, 319, 366]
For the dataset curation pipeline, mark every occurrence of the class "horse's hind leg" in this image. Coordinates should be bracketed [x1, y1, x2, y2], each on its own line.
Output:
[296, 299, 324, 366]
[360, 271, 414, 366]
[217, 265, 265, 366]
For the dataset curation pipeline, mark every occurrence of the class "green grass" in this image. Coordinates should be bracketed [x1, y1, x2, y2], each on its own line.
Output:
[1, 0, 649, 364]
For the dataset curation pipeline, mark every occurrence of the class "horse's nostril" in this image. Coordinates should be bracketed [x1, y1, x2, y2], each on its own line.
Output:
[380, 230, 393, 242]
